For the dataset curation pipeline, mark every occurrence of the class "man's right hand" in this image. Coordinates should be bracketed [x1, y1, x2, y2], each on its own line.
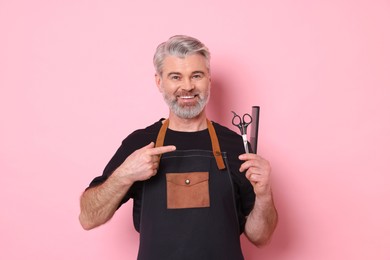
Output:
[112, 142, 176, 185]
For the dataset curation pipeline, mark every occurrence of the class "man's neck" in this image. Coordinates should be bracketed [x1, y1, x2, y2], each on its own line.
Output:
[166, 112, 208, 132]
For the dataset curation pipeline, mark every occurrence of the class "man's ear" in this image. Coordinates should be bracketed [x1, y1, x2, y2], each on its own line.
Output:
[155, 73, 163, 92]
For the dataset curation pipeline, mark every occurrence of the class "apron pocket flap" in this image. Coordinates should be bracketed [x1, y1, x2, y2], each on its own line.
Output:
[166, 172, 210, 209]
[166, 172, 209, 186]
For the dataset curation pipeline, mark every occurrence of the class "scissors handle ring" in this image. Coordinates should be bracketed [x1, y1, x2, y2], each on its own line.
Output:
[242, 113, 252, 125]
[231, 111, 241, 126]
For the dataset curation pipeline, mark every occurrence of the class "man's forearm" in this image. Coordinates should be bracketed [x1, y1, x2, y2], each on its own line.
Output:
[79, 173, 133, 230]
[244, 194, 278, 247]
[79, 142, 176, 230]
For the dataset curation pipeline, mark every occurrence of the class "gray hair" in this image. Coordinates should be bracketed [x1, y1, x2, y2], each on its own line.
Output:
[153, 35, 210, 76]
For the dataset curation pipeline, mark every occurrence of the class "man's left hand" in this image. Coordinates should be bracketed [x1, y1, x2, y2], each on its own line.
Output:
[239, 153, 272, 197]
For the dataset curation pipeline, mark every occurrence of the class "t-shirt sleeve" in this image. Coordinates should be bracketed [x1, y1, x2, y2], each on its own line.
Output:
[86, 125, 158, 206]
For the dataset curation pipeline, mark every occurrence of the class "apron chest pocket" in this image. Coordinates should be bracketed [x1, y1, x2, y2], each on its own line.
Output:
[166, 172, 210, 209]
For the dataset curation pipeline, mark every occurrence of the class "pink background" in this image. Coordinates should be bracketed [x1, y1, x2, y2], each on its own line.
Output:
[1, 0, 389, 259]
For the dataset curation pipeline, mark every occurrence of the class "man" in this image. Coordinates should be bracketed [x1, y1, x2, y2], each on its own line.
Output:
[79, 35, 277, 260]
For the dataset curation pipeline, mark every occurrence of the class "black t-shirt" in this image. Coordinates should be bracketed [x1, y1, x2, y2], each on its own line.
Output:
[89, 119, 255, 233]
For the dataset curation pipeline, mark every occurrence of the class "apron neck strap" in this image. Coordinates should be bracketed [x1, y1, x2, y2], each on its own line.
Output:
[155, 119, 169, 148]
[155, 119, 226, 170]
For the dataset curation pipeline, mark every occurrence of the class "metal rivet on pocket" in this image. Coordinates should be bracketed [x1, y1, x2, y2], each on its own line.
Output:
[185, 179, 190, 185]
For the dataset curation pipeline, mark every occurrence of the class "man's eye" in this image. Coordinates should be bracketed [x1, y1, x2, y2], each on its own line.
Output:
[170, 75, 180, 80]
[192, 74, 203, 79]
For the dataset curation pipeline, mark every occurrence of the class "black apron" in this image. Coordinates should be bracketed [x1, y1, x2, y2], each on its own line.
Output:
[137, 119, 244, 260]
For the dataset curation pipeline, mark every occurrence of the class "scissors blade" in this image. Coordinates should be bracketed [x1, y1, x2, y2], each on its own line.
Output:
[242, 134, 249, 153]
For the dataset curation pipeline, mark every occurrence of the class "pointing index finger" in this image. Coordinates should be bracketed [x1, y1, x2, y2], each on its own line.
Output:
[148, 145, 176, 156]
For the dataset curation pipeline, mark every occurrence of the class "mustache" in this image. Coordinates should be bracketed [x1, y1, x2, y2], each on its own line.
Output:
[175, 90, 199, 96]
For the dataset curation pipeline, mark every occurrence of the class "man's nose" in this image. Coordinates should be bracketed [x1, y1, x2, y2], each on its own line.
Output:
[181, 78, 195, 91]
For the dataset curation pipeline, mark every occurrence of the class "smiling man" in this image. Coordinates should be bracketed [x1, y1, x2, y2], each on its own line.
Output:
[157, 54, 210, 122]
[79, 35, 277, 260]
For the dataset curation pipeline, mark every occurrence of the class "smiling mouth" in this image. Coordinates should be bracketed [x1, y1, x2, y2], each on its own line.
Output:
[177, 94, 199, 106]
[179, 95, 196, 99]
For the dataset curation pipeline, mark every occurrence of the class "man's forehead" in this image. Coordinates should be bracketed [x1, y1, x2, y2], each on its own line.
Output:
[161, 54, 208, 74]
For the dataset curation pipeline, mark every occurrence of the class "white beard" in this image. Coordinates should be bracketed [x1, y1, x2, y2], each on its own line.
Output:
[162, 88, 210, 119]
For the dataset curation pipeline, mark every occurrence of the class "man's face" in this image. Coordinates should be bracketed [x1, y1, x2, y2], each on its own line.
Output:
[155, 54, 211, 119]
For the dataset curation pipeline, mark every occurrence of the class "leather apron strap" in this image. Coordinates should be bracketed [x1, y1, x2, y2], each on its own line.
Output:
[155, 119, 226, 170]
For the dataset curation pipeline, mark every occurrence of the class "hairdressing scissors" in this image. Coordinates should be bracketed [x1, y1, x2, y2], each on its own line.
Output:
[231, 111, 252, 153]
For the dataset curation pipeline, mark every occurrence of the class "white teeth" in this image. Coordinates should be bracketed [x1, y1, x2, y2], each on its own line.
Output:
[180, 96, 195, 99]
